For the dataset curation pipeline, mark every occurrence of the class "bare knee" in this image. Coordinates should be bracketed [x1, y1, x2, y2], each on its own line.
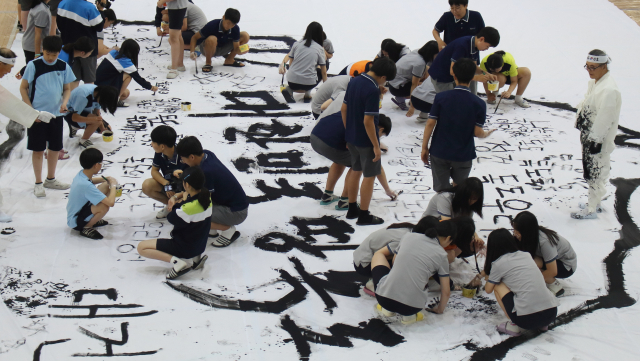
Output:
[120, 89, 130, 99]
[240, 31, 250, 44]
[141, 178, 159, 196]
[205, 36, 217, 48]
[519, 67, 531, 78]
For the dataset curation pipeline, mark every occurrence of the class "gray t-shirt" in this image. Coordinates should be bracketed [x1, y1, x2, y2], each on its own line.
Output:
[376, 233, 449, 309]
[353, 227, 411, 268]
[536, 231, 577, 272]
[185, 2, 208, 33]
[167, 0, 189, 9]
[312, 75, 350, 115]
[376, 45, 411, 61]
[22, 3, 51, 53]
[411, 62, 436, 104]
[317, 91, 345, 122]
[422, 192, 454, 219]
[488, 251, 559, 316]
[287, 40, 326, 85]
[388, 50, 427, 88]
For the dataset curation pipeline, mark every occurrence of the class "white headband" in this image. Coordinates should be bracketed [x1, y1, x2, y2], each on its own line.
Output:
[586, 54, 608, 64]
[0, 55, 16, 65]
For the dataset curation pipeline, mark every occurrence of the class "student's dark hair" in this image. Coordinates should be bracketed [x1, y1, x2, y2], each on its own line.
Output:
[485, 51, 505, 72]
[450, 216, 476, 255]
[79, 148, 103, 169]
[378, 114, 392, 137]
[224, 8, 241, 24]
[180, 167, 211, 210]
[418, 41, 439, 64]
[418, 216, 458, 244]
[302, 22, 324, 48]
[62, 37, 95, 55]
[512, 211, 559, 258]
[176, 136, 204, 158]
[95, 86, 119, 115]
[43, 36, 63, 53]
[116, 39, 140, 68]
[387, 222, 416, 230]
[380, 39, 407, 63]
[0, 48, 16, 59]
[484, 228, 519, 275]
[442, 177, 484, 218]
[150, 125, 177, 148]
[449, 0, 469, 6]
[30, 0, 44, 9]
[476, 27, 500, 47]
[369, 57, 396, 81]
[452, 58, 476, 84]
[102, 9, 118, 24]
[353, 62, 374, 77]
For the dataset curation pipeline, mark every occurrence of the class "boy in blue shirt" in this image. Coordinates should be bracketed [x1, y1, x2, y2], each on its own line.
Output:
[428, 27, 500, 94]
[66, 148, 118, 240]
[421, 58, 495, 192]
[142, 125, 188, 219]
[64, 84, 119, 148]
[341, 57, 397, 226]
[433, 0, 485, 52]
[19, 36, 76, 198]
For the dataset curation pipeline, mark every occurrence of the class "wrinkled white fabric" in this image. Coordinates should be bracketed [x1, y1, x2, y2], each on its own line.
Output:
[0, 83, 39, 129]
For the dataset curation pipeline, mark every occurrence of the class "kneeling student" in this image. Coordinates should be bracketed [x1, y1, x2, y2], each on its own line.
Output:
[371, 216, 457, 324]
[484, 229, 558, 337]
[66, 148, 117, 240]
[64, 85, 119, 148]
[138, 167, 212, 280]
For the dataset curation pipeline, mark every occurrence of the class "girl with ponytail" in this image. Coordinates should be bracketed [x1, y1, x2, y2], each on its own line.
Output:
[138, 167, 212, 280]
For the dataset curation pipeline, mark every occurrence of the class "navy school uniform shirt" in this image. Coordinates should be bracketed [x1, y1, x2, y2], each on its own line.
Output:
[200, 150, 249, 212]
[344, 74, 380, 148]
[152, 149, 187, 178]
[95, 50, 153, 90]
[435, 10, 485, 51]
[56, 0, 104, 57]
[428, 36, 478, 84]
[198, 19, 240, 47]
[311, 111, 347, 151]
[167, 194, 212, 245]
[428, 86, 486, 162]
[23, 57, 76, 115]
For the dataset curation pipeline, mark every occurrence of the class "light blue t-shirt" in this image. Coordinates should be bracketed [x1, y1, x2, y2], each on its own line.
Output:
[67, 171, 107, 229]
[23, 57, 76, 116]
[67, 84, 100, 127]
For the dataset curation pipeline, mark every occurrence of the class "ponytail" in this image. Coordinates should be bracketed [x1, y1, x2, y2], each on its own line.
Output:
[62, 37, 95, 56]
[417, 216, 458, 243]
[180, 167, 211, 210]
[196, 188, 211, 210]
[387, 222, 416, 230]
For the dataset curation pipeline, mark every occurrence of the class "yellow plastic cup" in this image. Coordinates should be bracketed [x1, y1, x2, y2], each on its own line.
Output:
[487, 81, 499, 92]
[115, 185, 123, 198]
[102, 130, 114, 142]
[181, 102, 191, 111]
[462, 287, 477, 298]
[239, 44, 249, 53]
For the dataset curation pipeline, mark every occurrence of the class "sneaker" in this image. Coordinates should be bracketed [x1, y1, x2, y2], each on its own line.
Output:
[571, 209, 597, 220]
[166, 257, 190, 280]
[281, 87, 295, 103]
[391, 97, 408, 111]
[117, 100, 129, 107]
[167, 70, 179, 79]
[578, 202, 603, 213]
[93, 219, 109, 228]
[363, 279, 375, 296]
[497, 322, 522, 337]
[0, 211, 12, 223]
[515, 97, 531, 108]
[546, 280, 565, 297]
[212, 227, 240, 247]
[356, 214, 385, 226]
[401, 312, 425, 325]
[79, 139, 94, 149]
[156, 207, 170, 219]
[346, 204, 360, 219]
[34, 183, 46, 198]
[80, 227, 103, 240]
[376, 304, 396, 317]
[335, 199, 349, 211]
[191, 255, 208, 270]
[167, 65, 187, 72]
[320, 193, 339, 205]
[44, 178, 70, 190]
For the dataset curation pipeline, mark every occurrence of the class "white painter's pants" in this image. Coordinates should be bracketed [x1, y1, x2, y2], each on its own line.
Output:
[582, 145, 611, 213]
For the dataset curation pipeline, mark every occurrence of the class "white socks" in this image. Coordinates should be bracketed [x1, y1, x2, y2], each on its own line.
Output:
[219, 226, 236, 239]
[170, 256, 188, 271]
[515, 95, 523, 102]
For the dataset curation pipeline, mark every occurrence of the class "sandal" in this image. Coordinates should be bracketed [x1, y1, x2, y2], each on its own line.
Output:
[223, 60, 245, 68]
[202, 65, 213, 73]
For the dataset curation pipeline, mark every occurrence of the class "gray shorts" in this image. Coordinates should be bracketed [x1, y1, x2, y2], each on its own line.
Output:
[199, 41, 235, 57]
[19, 0, 32, 11]
[348, 143, 381, 178]
[430, 154, 472, 192]
[48, 0, 61, 16]
[431, 77, 455, 94]
[72, 56, 97, 83]
[211, 204, 248, 226]
[310, 134, 351, 167]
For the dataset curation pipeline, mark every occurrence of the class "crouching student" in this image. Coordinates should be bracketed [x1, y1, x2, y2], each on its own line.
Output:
[138, 167, 211, 279]
[175, 136, 249, 247]
[483, 229, 558, 337]
[311, 75, 350, 119]
[480, 51, 531, 108]
[512, 211, 577, 297]
[66, 148, 117, 240]
[338, 60, 372, 77]
[422, 177, 484, 220]
[388, 41, 439, 111]
[142, 125, 188, 219]
[64, 84, 119, 148]
[375, 39, 410, 63]
[371, 216, 457, 324]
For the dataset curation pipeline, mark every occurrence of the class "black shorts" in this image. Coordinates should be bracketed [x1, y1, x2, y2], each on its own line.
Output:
[182, 30, 196, 44]
[502, 292, 557, 330]
[338, 66, 348, 76]
[74, 201, 94, 230]
[168, 8, 187, 30]
[555, 260, 575, 279]
[156, 236, 206, 259]
[24, 50, 35, 64]
[64, 111, 91, 129]
[96, 73, 124, 91]
[353, 262, 372, 278]
[288, 82, 317, 91]
[389, 82, 411, 98]
[312, 112, 320, 120]
[410, 96, 433, 113]
[372, 266, 422, 316]
[505, 76, 512, 85]
[19, 0, 32, 11]
[27, 116, 64, 152]
[48, 0, 61, 16]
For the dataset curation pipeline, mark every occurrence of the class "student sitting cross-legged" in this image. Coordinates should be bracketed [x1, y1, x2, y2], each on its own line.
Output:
[64, 84, 119, 149]
[138, 166, 212, 280]
[66, 148, 117, 240]
[175, 136, 249, 247]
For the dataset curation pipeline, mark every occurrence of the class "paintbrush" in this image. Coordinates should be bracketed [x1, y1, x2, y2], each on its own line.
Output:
[494, 95, 503, 114]
[195, 55, 198, 75]
[280, 72, 285, 92]
[158, 34, 164, 47]
[153, 82, 157, 96]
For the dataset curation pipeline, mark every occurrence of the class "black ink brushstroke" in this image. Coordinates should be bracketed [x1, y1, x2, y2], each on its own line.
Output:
[234, 58, 280, 67]
[246, 178, 322, 204]
[615, 125, 640, 150]
[74, 322, 159, 357]
[467, 177, 640, 360]
[0, 121, 26, 167]
[30, 304, 158, 319]
[225, 119, 309, 149]
[188, 111, 311, 118]
[290, 215, 354, 243]
[72, 289, 118, 303]
[33, 339, 70, 361]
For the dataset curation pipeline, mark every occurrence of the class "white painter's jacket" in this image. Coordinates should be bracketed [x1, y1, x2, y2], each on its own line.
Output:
[575, 71, 622, 154]
[0, 83, 40, 128]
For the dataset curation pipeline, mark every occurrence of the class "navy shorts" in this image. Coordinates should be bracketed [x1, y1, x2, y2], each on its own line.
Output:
[354, 262, 372, 278]
[502, 292, 557, 330]
[555, 260, 575, 279]
[182, 30, 196, 44]
[156, 236, 206, 259]
[288, 82, 317, 91]
[410, 96, 433, 114]
[372, 265, 422, 316]
[27, 116, 64, 152]
[167, 8, 187, 30]
[389, 82, 411, 98]
[73, 201, 94, 230]
[64, 110, 90, 129]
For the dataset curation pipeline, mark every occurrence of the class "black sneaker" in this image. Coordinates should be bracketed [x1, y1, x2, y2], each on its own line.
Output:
[212, 231, 240, 247]
[281, 88, 295, 103]
[94, 219, 109, 227]
[356, 215, 385, 226]
[80, 227, 103, 240]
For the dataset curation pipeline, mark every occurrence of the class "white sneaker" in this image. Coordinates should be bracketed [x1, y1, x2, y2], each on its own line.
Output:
[547, 280, 565, 297]
[578, 202, 603, 213]
[156, 206, 170, 219]
[44, 178, 70, 190]
[515, 97, 531, 108]
[0, 211, 12, 223]
[79, 139, 94, 149]
[571, 208, 597, 220]
[167, 65, 186, 72]
[167, 70, 179, 79]
[34, 183, 46, 198]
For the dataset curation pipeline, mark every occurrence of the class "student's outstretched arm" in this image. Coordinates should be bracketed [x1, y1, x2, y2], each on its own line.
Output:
[20, 79, 31, 107]
[189, 32, 202, 54]
[433, 276, 450, 313]
[541, 260, 559, 284]
[363, 115, 381, 162]
[319, 65, 327, 83]
[474, 126, 495, 138]
[100, 177, 117, 207]
[432, 29, 445, 50]
[421, 118, 437, 164]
